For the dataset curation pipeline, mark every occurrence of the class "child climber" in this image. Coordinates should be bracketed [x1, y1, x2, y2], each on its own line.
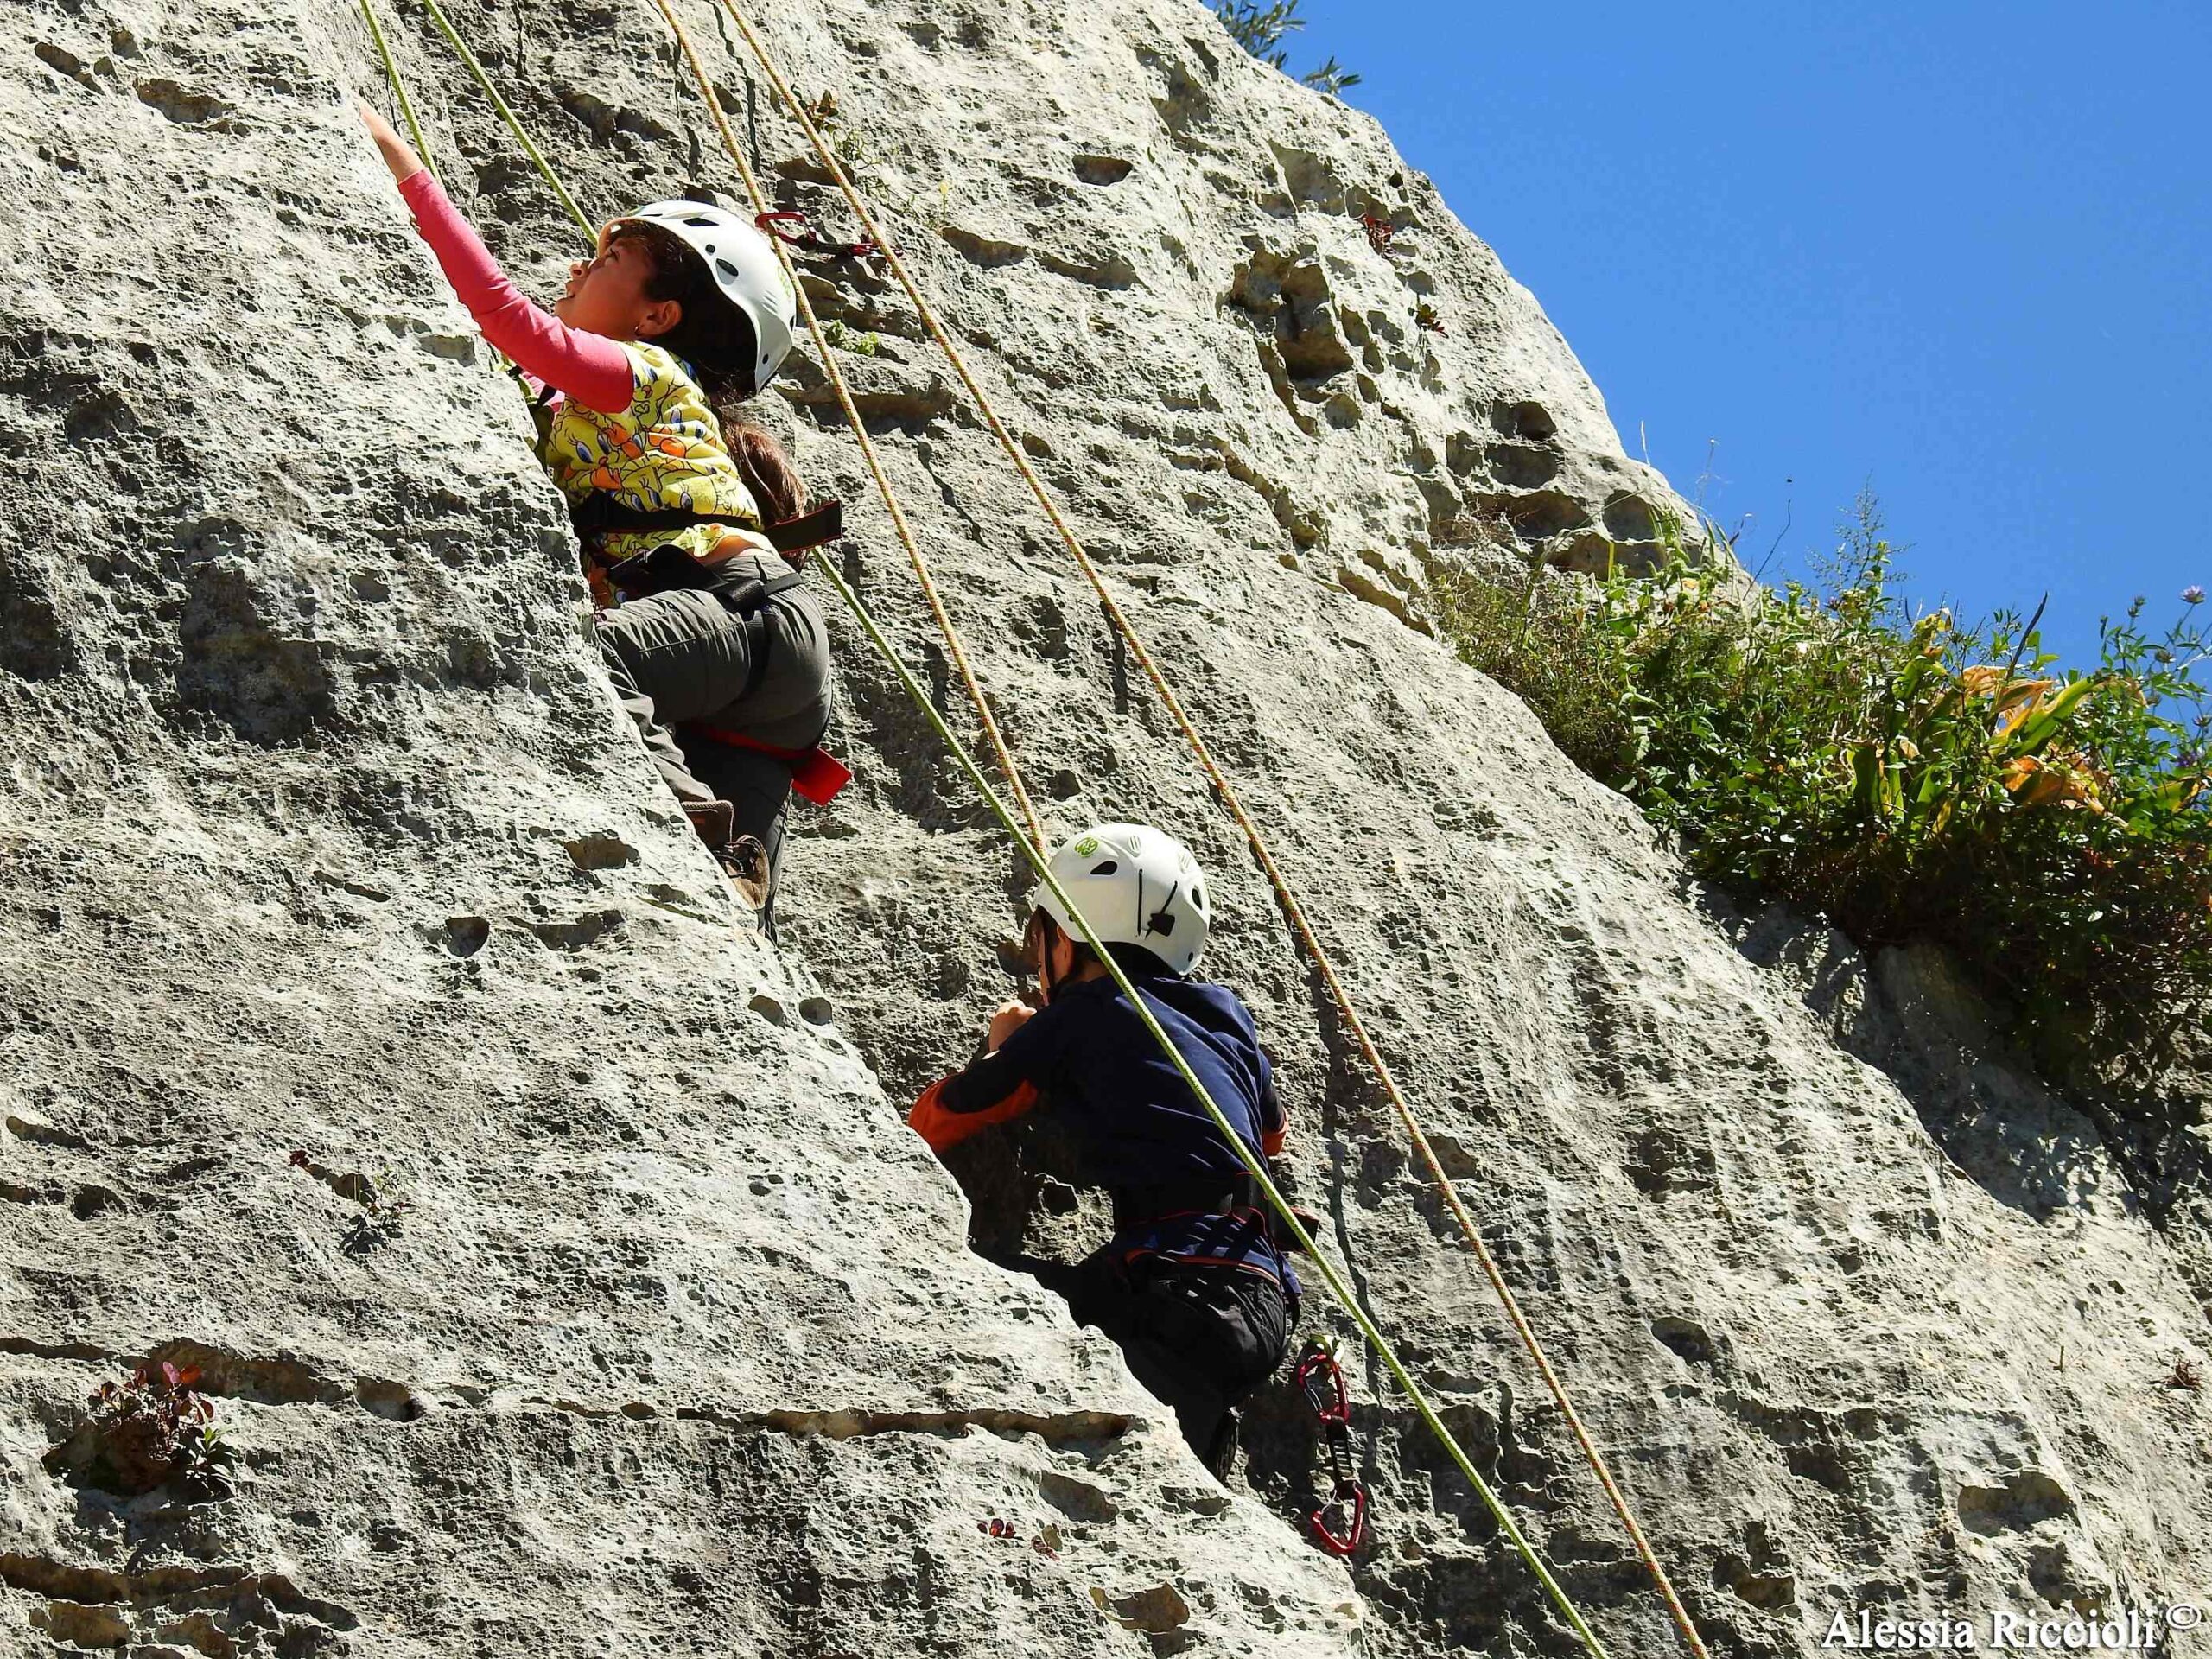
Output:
[357, 102, 837, 928]
[907, 823, 1299, 1478]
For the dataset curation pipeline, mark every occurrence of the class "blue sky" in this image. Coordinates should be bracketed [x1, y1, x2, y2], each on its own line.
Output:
[1281, 0, 2210, 667]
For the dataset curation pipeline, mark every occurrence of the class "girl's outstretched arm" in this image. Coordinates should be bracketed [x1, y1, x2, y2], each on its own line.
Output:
[356, 101, 632, 415]
[358, 99, 426, 185]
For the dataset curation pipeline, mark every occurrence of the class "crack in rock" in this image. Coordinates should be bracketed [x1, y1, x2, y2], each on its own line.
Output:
[2, 1551, 359, 1644]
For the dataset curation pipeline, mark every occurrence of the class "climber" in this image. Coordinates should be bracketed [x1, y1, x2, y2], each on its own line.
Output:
[907, 823, 1299, 1478]
[357, 101, 841, 930]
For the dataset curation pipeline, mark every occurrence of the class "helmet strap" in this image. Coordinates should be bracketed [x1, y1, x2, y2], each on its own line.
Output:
[1147, 878, 1180, 947]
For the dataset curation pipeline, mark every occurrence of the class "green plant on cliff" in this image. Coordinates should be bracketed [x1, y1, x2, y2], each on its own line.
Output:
[1211, 1, 1361, 95]
[1430, 527, 1637, 783]
[822, 318, 880, 357]
[1432, 499, 2212, 1090]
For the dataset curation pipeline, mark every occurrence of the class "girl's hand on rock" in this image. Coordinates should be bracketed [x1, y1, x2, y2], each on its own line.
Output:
[355, 98, 425, 185]
[986, 1001, 1035, 1052]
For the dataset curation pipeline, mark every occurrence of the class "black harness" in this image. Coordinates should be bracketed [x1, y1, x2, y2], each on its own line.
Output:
[569, 493, 844, 557]
[519, 372, 847, 718]
[581, 499, 844, 707]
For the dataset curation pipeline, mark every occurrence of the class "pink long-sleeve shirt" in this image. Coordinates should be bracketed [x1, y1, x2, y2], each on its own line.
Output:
[399, 168, 633, 415]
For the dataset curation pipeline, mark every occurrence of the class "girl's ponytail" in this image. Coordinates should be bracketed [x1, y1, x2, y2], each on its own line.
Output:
[721, 408, 810, 552]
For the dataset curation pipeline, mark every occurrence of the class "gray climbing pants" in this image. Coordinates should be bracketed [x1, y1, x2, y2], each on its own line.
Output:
[594, 582, 834, 918]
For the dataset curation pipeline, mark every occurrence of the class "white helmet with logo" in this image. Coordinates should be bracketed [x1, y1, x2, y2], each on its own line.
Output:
[613, 199, 796, 395]
[1031, 823, 1212, 976]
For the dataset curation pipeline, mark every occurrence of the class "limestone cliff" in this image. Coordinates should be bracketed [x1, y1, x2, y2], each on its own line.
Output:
[2, 1, 2205, 1656]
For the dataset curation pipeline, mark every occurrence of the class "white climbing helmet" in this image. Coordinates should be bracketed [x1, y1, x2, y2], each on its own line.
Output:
[1031, 823, 1212, 976]
[612, 199, 796, 395]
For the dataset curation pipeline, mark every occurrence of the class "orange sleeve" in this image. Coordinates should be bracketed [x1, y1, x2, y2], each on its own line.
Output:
[1261, 1124, 1286, 1157]
[907, 1075, 1041, 1153]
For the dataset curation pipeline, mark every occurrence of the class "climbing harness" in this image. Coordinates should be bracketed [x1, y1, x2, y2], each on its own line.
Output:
[572, 494, 843, 558]
[682, 722, 849, 804]
[699, 13, 1712, 1659]
[358, 12, 1613, 1655]
[1294, 1338, 1370, 1558]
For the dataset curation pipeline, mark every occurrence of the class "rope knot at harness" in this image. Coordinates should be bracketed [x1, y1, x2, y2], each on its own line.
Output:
[1294, 1338, 1370, 1558]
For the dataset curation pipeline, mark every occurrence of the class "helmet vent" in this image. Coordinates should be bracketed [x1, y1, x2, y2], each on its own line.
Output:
[715, 258, 742, 282]
[1147, 912, 1176, 936]
[684, 215, 719, 228]
[1089, 860, 1118, 876]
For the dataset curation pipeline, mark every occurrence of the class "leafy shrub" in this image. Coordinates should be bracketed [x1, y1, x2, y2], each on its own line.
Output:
[1212, 1, 1360, 95]
[1431, 499, 2212, 1091]
[43, 1359, 238, 1497]
[1430, 531, 1637, 783]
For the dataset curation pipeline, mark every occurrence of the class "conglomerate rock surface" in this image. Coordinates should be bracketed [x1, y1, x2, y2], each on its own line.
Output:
[1, 1, 2206, 1656]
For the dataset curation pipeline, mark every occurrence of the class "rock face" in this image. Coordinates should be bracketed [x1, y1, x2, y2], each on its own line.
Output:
[1, 2, 2204, 1657]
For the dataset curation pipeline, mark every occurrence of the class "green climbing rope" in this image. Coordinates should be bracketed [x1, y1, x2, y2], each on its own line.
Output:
[413, 0, 596, 242]
[357, 0, 441, 187]
[804, 547, 1615, 1659]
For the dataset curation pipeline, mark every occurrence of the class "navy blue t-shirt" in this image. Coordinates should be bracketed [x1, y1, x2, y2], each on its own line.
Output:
[918, 967, 1296, 1289]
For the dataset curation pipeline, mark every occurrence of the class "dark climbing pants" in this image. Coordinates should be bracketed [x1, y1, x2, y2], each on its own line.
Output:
[594, 584, 833, 925]
[1050, 1248, 1292, 1469]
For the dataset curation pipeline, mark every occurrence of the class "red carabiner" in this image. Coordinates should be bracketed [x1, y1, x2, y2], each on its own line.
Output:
[753, 209, 878, 260]
[1294, 1339, 1370, 1557]
[753, 210, 810, 245]
[1307, 1479, 1369, 1557]
[1295, 1340, 1352, 1429]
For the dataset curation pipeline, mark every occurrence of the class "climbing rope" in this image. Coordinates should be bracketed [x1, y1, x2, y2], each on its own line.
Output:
[704, 12, 1712, 1658]
[357, 0, 440, 187]
[636, 4, 1616, 1649]
[804, 522, 1614, 1659]
[359, 9, 1612, 1649]
[414, 0, 595, 242]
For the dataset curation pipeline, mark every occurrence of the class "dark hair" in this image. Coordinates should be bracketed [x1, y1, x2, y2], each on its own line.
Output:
[613, 222, 808, 535]
[1028, 911, 1173, 982]
[725, 419, 809, 524]
[612, 220, 760, 401]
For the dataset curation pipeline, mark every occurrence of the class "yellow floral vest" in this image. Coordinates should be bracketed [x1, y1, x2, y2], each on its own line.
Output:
[538, 342, 760, 603]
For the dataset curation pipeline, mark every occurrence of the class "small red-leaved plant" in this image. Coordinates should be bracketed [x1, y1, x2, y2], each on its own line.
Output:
[46, 1360, 238, 1497]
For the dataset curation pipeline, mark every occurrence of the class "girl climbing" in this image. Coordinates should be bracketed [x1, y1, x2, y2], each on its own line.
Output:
[358, 100, 839, 930]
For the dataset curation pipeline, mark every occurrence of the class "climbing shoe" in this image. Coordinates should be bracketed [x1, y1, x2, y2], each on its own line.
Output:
[683, 798, 736, 849]
[1204, 1408, 1241, 1484]
[717, 834, 772, 912]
